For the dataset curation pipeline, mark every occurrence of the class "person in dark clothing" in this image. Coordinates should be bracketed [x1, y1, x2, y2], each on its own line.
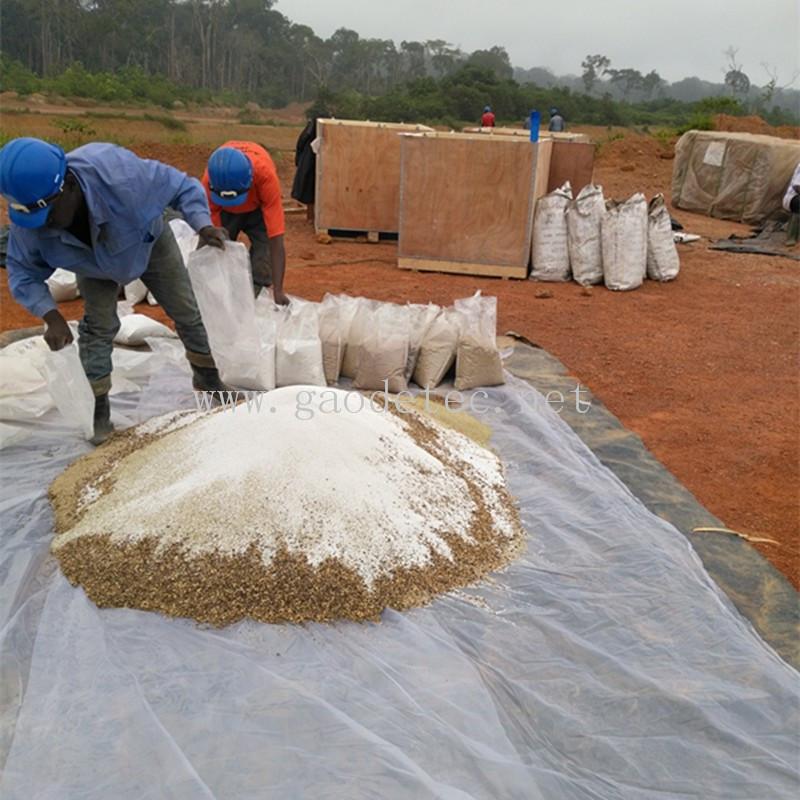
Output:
[548, 107, 566, 132]
[291, 117, 319, 222]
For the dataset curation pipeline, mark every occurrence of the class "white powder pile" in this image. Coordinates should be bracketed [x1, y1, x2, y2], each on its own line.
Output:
[51, 387, 524, 624]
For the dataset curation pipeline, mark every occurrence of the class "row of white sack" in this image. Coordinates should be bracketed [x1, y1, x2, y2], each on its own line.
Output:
[44, 219, 199, 306]
[531, 183, 680, 290]
[187, 242, 505, 393]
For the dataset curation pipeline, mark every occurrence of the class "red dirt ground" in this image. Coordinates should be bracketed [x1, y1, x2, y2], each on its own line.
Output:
[1, 124, 798, 588]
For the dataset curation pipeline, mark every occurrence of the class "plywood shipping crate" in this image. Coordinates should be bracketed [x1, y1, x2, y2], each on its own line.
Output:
[315, 119, 433, 238]
[547, 141, 595, 193]
[456, 128, 596, 197]
[398, 133, 553, 279]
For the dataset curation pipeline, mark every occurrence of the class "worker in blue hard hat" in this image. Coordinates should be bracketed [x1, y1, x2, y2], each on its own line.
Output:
[201, 141, 289, 305]
[481, 105, 496, 128]
[548, 107, 566, 132]
[0, 137, 229, 444]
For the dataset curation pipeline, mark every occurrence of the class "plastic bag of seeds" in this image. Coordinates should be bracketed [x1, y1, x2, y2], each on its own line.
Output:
[318, 294, 347, 384]
[453, 292, 505, 391]
[340, 298, 378, 380]
[275, 297, 326, 387]
[602, 193, 648, 292]
[531, 182, 573, 282]
[568, 184, 605, 286]
[405, 303, 440, 380]
[187, 241, 274, 390]
[354, 303, 411, 393]
[412, 308, 460, 390]
[646, 194, 680, 282]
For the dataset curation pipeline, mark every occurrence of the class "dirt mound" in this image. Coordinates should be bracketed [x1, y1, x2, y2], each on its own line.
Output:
[127, 142, 213, 177]
[594, 133, 676, 201]
[713, 114, 800, 140]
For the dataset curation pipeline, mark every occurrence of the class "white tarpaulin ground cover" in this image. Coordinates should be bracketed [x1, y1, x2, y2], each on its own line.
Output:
[0, 342, 797, 799]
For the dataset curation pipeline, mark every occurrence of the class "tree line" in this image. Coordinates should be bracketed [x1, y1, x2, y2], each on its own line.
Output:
[1, 0, 797, 126]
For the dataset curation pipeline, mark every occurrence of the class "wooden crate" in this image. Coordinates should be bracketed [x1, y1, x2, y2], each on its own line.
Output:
[315, 119, 432, 237]
[398, 133, 552, 279]
[547, 141, 595, 194]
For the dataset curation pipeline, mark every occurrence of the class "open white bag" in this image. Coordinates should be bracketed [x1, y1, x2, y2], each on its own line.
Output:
[187, 242, 274, 390]
[40, 343, 94, 440]
[274, 297, 325, 387]
[647, 194, 681, 282]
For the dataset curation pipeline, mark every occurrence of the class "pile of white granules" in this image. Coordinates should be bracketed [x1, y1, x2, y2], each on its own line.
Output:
[50, 387, 525, 624]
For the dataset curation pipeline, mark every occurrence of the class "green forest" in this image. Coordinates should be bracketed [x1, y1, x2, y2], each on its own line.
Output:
[1, 0, 797, 129]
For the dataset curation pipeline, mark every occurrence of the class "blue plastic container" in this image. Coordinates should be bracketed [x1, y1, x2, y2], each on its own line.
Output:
[529, 111, 540, 142]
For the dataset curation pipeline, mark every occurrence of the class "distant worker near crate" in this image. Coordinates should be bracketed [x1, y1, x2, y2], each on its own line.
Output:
[0, 137, 229, 445]
[548, 107, 566, 132]
[201, 141, 290, 305]
[481, 105, 496, 128]
[783, 161, 800, 245]
[291, 115, 321, 224]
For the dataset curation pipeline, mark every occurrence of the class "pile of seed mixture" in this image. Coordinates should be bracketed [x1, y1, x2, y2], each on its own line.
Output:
[50, 387, 525, 625]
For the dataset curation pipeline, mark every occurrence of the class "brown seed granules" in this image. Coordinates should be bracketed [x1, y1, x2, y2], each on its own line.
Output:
[454, 338, 505, 391]
[50, 389, 525, 626]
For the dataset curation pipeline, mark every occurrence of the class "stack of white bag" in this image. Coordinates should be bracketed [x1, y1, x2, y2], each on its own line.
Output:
[530, 184, 681, 291]
[0, 338, 95, 448]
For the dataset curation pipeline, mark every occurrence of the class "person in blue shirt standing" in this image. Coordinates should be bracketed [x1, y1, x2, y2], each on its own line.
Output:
[548, 107, 566, 132]
[0, 137, 229, 444]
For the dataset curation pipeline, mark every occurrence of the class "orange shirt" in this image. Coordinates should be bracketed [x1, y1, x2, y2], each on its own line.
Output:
[201, 141, 285, 238]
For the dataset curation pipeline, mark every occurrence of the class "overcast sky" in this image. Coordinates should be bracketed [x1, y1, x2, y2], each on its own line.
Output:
[276, 0, 799, 86]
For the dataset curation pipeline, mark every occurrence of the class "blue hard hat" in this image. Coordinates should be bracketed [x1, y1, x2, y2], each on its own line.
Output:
[549, 107, 559, 116]
[484, 105, 492, 113]
[0, 137, 67, 228]
[208, 146, 253, 206]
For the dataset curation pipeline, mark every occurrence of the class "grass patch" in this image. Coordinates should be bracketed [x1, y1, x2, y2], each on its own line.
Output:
[143, 113, 187, 131]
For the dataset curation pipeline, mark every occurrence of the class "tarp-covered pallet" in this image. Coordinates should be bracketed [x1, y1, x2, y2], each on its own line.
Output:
[398, 133, 553, 279]
[672, 130, 800, 224]
[315, 119, 432, 239]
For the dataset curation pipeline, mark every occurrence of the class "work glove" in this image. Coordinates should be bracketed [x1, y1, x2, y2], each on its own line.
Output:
[197, 225, 228, 249]
[43, 309, 74, 351]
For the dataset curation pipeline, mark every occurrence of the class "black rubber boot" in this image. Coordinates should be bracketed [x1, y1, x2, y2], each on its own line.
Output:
[91, 393, 114, 446]
[191, 364, 227, 392]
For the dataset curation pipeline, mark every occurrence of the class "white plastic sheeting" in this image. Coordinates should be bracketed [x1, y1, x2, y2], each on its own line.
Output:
[0, 344, 797, 799]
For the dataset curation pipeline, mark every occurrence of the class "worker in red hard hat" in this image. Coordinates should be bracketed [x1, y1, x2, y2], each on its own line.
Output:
[0, 137, 229, 444]
[201, 142, 289, 305]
